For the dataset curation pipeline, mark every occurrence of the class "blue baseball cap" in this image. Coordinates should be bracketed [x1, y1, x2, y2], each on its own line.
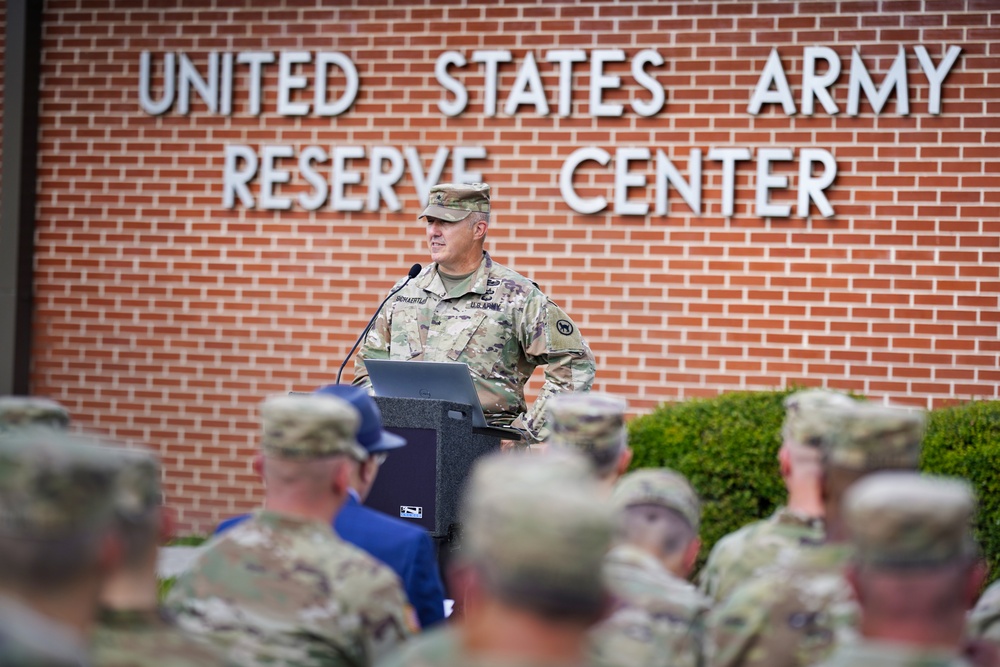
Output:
[313, 384, 406, 454]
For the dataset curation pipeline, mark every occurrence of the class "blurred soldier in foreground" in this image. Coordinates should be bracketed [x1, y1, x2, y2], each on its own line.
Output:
[214, 385, 447, 629]
[698, 390, 854, 603]
[708, 401, 925, 667]
[0, 427, 124, 666]
[591, 468, 710, 667]
[970, 580, 1000, 646]
[816, 472, 983, 667]
[166, 394, 415, 667]
[378, 451, 612, 667]
[93, 446, 229, 665]
[546, 391, 632, 493]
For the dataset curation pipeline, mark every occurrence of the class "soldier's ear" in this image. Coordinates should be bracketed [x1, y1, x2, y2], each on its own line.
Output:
[252, 454, 265, 480]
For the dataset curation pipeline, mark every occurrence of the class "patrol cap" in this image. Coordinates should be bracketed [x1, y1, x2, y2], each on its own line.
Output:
[260, 394, 367, 461]
[0, 430, 122, 539]
[313, 384, 406, 454]
[611, 468, 701, 532]
[418, 182, 491, 222]
[845, 471, 976, 567]
[110, 447, 161, 524]
[461, 450, 612, 613]
[0, 396, 70, 432]
[782, 389, 856, 448]
[547, 391, 627, 470]
[822, 402, 925, 471]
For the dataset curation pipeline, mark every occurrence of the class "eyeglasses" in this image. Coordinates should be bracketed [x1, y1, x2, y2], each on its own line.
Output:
[373, 453, 388, 466]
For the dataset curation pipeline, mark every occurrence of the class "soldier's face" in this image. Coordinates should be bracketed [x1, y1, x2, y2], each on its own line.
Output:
[425, 216, 480, 272]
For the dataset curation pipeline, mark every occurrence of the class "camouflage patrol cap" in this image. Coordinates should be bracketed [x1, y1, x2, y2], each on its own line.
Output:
[823, 402, 925, 471]
[461, 450, 612, 613]
[0, 396, 70, 432]
[0, 430, 122, 538]
[782, 389, 856, 448]
[419, 182, 491, 222]
[611, 468, 701, 531]
[260, 394, 367, 461]
[845, 471, 976, 567]
[547, 391, 627, 472]
[110, 447, 161, 523]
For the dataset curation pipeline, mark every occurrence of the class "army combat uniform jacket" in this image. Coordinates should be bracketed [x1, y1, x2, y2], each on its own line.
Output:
[92, 608, 230, 666]
[377, 626, 586, 667]
[698, 506, 825, 603]
[165, 511, 415, 667]
[814, 639, 973, 667]
[707, 543, 857, 667]
[591, 544, 710, 667]
[354, 252, 596, 443]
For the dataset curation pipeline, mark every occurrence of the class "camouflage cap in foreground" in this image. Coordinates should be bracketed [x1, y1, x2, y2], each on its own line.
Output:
[0, 396, 70, 432]
[109, 446, 161, 523]
[0, 430, 122, 538]
[461, 450, 612, 612]
[845, 471, 975, 567]
[260, 394, 366, 461]
[822, 401, 925, 471]
[547, 391, 627, 470]
[611, 468, 701, 531]
[782, 389, 856, 448]
[418, 182, 491, 222]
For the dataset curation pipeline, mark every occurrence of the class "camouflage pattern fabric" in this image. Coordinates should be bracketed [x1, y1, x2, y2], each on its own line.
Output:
[377, 626, 586, 667]
[353, 251, 595, 444]
[546, 392, 627, 469]
[165, 510, 415, 667]
[260, 394, 367, 461]
[706, 543, 857, 667]
[697, 506, 825, 603]
[969, 580, 1000, 645]
[591, 544, 710, 667]
[0, 594, 90, 666]
[0, 396, 70, 431]
[419, 182, 491, 222]
[92, 608, 231, 666]
[814, 639, 973, 667]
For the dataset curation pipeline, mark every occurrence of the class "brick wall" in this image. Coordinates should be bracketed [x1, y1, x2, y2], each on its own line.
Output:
[31, 0, 1000, 533]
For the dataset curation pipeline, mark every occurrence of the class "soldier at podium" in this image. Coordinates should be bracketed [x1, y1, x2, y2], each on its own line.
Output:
[353, 182, 596, 446]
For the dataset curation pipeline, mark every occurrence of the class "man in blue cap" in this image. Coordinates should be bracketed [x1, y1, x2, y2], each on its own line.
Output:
[215, 385, 447, 628]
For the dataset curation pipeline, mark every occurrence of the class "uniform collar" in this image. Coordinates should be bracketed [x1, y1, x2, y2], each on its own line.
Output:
[417, 252, 492, 298]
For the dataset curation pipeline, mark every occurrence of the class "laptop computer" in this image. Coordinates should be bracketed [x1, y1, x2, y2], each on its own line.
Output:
[364, 359, 522, 440]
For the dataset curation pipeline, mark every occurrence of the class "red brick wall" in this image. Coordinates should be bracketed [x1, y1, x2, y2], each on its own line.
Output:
[32, 0, 1000, 533]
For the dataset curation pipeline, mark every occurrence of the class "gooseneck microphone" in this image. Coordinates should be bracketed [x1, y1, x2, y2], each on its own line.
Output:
[335, 263, 422, 385]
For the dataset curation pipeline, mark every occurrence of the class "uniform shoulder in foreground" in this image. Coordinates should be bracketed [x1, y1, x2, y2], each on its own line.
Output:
[92, 608, 233, 666]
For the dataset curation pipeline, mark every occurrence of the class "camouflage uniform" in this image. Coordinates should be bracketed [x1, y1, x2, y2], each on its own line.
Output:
[378, 451, 612, 667]
[165, 395, 414, 667]
[0, 395, 70, 430]
[353, 183, 595, 444]
[697, 507, 824, 603]
[969, 581, 1000, 645]
[697, 390, 855, 603]
[0, 428, 125, 667]
[814, 473, 977, 667]
[706, 402, 926, 667]
[546, 391, 628, 476]
[92, 609, 230, 666]
[591, 468, 710, 667]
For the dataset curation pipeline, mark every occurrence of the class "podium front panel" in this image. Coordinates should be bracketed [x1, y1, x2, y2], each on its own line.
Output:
[365, 426, 437, 533]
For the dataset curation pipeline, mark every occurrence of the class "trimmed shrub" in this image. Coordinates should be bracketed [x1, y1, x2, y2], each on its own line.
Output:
[628, 391, 1000, 581]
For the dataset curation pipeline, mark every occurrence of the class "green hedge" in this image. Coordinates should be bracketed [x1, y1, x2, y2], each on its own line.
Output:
[627, 390, 1000, 581]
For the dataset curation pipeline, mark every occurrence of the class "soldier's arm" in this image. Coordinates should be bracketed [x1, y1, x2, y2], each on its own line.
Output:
[351, 298, 395, 391]
[514, 296, 596, 442]
[360, 567, 421, 665]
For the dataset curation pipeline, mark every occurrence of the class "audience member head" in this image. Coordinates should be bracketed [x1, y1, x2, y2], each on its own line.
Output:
[313, 384, 406, 501]
[611, 468, 701, 578]
[844, 472, 982, 648]
[546, 391, 631, 488]
[457, 450, 612, 625]
[255, 394, 366, 521]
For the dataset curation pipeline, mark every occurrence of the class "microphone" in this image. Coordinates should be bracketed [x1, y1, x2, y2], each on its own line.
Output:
[335, 263, 422, 385]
